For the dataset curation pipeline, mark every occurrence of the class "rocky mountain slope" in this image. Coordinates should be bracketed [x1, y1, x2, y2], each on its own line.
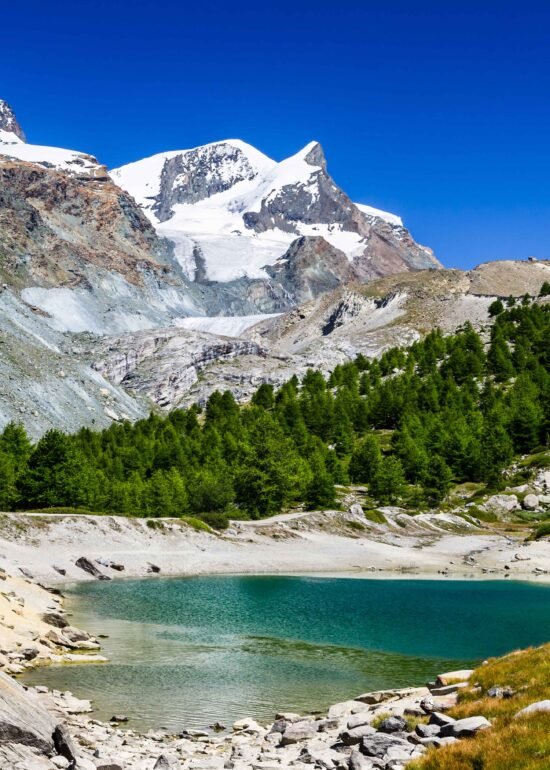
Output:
[111, 138, 440, 294]
[0, 98, 549, 436]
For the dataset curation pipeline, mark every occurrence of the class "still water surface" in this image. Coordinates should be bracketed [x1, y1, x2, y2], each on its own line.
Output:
[23, 576, 550, 730]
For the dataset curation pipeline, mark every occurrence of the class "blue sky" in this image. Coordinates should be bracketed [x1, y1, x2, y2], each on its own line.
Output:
[3, 0, 550, 269]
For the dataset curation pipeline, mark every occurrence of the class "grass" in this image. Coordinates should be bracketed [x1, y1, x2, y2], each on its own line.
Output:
[527, 522, 550, 541]
[408, 643, 550, 770]
[180, 515, 212, 533]
[466, 505, 498, 523]
[363, 509, 387, 524]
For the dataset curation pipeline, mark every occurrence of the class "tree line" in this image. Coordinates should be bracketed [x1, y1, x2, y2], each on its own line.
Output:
[0, 300, 548, 524]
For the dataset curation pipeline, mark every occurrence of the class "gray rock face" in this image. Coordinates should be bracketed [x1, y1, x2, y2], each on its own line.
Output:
[0, 670, 57, 753]
[266, 236, 357, 304]
[154, 142, 260, 220]
[0, 99, 26, 141]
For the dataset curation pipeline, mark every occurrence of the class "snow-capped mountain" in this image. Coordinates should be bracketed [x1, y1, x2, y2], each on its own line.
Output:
[112, 139, 440, 285]
[0, 99, 105, 177]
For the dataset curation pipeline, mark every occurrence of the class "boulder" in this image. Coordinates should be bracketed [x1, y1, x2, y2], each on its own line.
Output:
[52, 724, 77, 765]
[440, 716, 491, 737]
[280, 720, 319, 745]
[75, 557, 110, 580]
[523, 494, 539, 510]
[340, 724, 376, 745]
[377, 716, 407, 733]
[41, 612, 68, 629]
[484, 494, 520, 513]
[360, 733, 411, 759]
[349, 749, 375, 770]
[355, 690, 396, 705]
[347, 713, 372, 729]
[349, 503, 364, 517]
[514, 700, 550, 718]
[435, 669, 474, 686]
[487, 685, 515, 699]
[0, 670, 58, 752]
[415, 723, 441, 738]
[429, 712, 456, 727]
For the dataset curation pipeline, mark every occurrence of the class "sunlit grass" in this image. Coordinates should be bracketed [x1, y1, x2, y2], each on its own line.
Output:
[409, 644, 550, 770]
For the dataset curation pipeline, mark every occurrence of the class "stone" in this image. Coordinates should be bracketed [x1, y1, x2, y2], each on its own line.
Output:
[42, 612, 69, 628]
[0, 669, 57, 753]
[523, 494, 539, 510]
[347, 713, 371, 729]
[110, 714, 129, 722]
[430, 683, 468, 696]
[340, 724, 376, 745]
[349, 503, 364, 517]
[75, 557, 110, 580]
[360, 733, 411, 759]
[275, 711, 303, 722]
[147, 563, 161, 574]
[232, 718, 263, 734]
[280, 720, 319, 745]
[514, 700, 550, 718]
[415, 723, 440, 738]
[355, 690, 397, 705]
[484, 494, 520, 513]
[435, 670, 474, 686]
[53, 724, 77, 765]
[429, 712, 456, 727]
[154, 756, 179, 769]
[51, 757, 70, 769]
[349, 749, 375, 770]
[420, 697, 437, 713]
[377, 716, 407, 733]
[440, 716, 491, 737]
[487, 686, 515, 699]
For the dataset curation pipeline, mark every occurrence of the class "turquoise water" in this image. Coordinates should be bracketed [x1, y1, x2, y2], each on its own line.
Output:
[23, 576, 550, 731]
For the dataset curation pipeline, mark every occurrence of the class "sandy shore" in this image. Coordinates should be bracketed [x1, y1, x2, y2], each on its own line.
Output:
[1, 507, 549, 586]
[0, 506, 548, 675]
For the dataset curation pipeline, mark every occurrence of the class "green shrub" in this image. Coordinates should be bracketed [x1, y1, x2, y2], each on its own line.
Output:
[528, 522, 550, 541]
[363, 508, 387, 524]
[180, 516, 212, 533]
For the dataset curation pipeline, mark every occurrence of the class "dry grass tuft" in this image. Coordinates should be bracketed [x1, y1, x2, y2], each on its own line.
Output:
[408, 644, 550, 770]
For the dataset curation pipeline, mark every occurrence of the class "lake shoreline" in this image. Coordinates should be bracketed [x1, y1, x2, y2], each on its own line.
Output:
[0, 510, 548, 769]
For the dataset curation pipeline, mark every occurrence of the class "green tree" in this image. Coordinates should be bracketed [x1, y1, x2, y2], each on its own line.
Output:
[539, 281, 550, 297]
[369, 456, 406, 504]
[488, 299, 505, 317]
[349, 435, 381, 483]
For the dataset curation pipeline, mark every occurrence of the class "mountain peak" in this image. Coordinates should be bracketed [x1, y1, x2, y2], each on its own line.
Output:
[0, 100, 26, 142]
[301, 141, 326, 170]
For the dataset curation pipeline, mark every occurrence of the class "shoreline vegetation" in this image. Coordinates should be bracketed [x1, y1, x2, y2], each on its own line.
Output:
[0, 300, 548, 532]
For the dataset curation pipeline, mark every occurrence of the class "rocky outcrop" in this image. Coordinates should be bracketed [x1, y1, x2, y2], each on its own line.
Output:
[93, 327, 267, 408]
[154, 142, 261, 220]
[266, 236, 358, 304]
[0, 671, 57, 752]
[0, 99, 25, 141]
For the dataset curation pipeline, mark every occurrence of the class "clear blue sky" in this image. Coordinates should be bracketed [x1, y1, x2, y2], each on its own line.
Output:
[3, 0, 550, 269]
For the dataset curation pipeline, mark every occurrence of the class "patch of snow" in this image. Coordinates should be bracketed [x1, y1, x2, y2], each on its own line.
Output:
[0, 131, 102, 176]
[355, 203, 403, 227]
